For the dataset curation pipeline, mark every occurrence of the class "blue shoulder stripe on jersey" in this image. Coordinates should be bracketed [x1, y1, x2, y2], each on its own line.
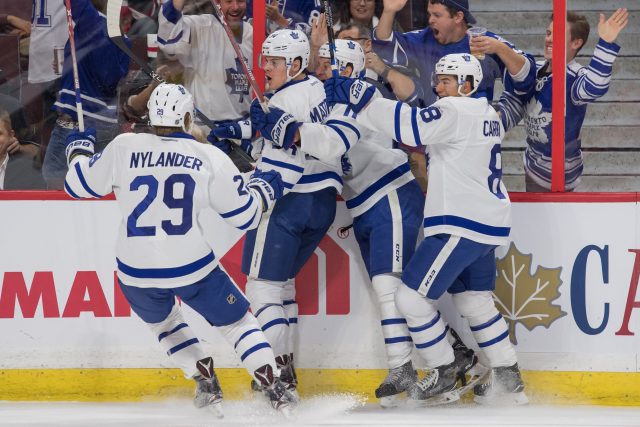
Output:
[423, 215, 510, 237]
[326, 119, 361, 140]
[234, 328, 261, 349]
[168, 337, 199, 355]
[298, 171, 343, 184]
[345, 163, 411, 210]
[381, 318, 407, 326]
[394, 102, 403, 143]
[261, 156, 305, 173]
[326, 123, 351, 152]
[117, 251, 215, 279]
[470, 313, 502, 332]
[415, 326, 449, 349]
[74, 162, 102, 198]
[158, 323, 188, 341]
[158, 31, 184, 46]
[410, 106, 420, 145]
[240, 342, 271, 362]
[220, 196, 254, 219]
[477, 330, 509, 348]
[64, 181, 81, 199]
[162, 0, 182, 24]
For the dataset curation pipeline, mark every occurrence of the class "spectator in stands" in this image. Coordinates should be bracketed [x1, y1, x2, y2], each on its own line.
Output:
[334, 0, 382, 32]
[41, 0, 129, 190]
[0, 14, 30, 37]
[499, 9, 629, 192]
[373, 0, 535, 107]
[0, 108, 18, 189]
[122, 0, 160, 36]
[246, 0, 321, 35]
[158, 0, 252, 125]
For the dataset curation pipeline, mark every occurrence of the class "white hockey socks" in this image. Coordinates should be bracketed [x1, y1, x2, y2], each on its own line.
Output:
[282, 279, 298, 362]
[217, 311, 277, 377]
[147, 303, 207, 378]
[245, 279, 290, 357]
[372, 274, 412, 369]
[452, 291, 517, 367]
[395, 284, 453, 368]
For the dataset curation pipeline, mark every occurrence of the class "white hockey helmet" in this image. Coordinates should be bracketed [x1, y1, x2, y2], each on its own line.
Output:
[318, 39, 366, 78]
[147, 83, 195, 133]
[434, 53, 483, 96]
[261, 29, 310, 82]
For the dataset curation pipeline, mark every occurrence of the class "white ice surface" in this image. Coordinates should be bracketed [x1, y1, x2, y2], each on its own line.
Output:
[1, 395, 639, 427]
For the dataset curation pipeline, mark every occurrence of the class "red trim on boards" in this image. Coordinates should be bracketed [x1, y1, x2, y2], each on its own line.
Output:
[0, 191, 115, 201]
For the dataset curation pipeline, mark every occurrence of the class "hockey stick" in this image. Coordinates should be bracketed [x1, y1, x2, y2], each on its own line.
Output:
[322, 0, 338, 78]
[105, 0, 255, 169]
[64, 0, 85, 131]
[208, 0, 269, 113]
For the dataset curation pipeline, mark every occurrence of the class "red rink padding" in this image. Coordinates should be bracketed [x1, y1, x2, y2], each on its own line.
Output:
[0, 191, 637, 203]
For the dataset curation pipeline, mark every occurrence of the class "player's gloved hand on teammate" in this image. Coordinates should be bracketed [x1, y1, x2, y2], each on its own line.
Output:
[324, 76, 375, 114]
[247, 169, 284, 212]
[65, 127, 96, 165]
[250, 99, 300, 150]
[211, 119, 253, 141]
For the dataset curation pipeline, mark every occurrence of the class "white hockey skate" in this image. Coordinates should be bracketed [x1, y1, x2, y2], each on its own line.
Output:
[473, 363, 529, 405]
[375, 360, 418, 408]
[193, 356, 224, 418]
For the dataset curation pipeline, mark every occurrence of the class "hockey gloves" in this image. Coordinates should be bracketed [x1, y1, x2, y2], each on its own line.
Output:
[65, 128, 96, 165]
[207, 123, 255, 173]
[211, 119, 253, 141]
[247, 169, 284, 212]
[324, 77, 375, 114]
[250, 99, 300, 150]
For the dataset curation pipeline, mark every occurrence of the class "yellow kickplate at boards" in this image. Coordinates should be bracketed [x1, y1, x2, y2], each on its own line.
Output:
[0, 369, 638, 406]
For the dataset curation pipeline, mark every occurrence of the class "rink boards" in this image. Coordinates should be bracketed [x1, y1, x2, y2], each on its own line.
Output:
[0, 192, 639, 404]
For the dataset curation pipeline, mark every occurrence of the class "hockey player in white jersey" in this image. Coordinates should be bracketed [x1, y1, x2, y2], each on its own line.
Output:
[325, 54, 527, 405]
[241, 29, 360, 396]
[63, 83, 296, 415]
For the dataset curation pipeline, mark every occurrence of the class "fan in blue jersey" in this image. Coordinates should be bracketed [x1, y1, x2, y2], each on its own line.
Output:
[42, 0, 130, 190]
[498, 9, 629, 191]
[63, 83, 296, 416]
[246, 0, 321, 35]
[325, 53, 527, 405]
[372, 0, 536, 107]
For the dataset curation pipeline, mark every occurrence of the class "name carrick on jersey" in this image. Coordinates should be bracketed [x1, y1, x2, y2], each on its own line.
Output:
[64, 132, 266, 288]
[158, 1, 252, 121]
[299, 100, 415, 218]
[259, 76, 346, 194]
[357, 96, 511, 246]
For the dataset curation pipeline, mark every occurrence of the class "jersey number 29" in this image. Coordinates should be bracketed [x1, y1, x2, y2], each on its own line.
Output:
[127, 174, 195, 237]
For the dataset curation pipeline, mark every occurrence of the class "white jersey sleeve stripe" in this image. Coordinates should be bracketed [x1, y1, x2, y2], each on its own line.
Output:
[394, 102, 403, 142]
[64, 181, 81, 199]
[410, 107, 421, 146]
[116, 251, 215, 280]
[326, 119, 361, 140]
[219, 196, 255, 219]
[158, 31, 184, 45]
[423, 215, 510, 238]
[74, 162, 103, 198]
[260, 156, 304, 173]
[325, 123, 352, 152]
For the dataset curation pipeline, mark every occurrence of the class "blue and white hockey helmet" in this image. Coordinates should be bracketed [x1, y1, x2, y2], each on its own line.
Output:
[147, 83, 195, 133]
[318, 39, 366, 78]
[261, 29, 310, 82]
[434, 53, 483, 96]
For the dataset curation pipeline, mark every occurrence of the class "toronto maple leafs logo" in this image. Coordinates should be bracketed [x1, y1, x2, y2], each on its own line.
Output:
[347, 41, 356, 49]
[524, 98, 552, 144]
[462, 54, 472, 62]
[225, 58, 250, 103]
[290, 31, 299, 39]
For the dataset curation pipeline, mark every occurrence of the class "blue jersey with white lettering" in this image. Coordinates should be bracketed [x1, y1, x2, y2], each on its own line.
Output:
[499, 38, 621, 189]
[64, 132, 267, 288]
[372, 27, 535, 106]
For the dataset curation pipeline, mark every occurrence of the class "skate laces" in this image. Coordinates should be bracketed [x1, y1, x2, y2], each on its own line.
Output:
[416, 369, 439, 392]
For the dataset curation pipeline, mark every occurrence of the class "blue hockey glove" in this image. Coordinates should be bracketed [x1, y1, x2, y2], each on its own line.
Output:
[211, 119, 253, 141]
[206, 130, 232, 154]
[324, 76, 375, 114]
[250, 99, 300, 150]
[65, 128, 96, 165]
[247, 169, 284, 212]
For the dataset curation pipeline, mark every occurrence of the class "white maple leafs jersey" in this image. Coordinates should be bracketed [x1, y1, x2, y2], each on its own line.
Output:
[358, 96, 511, 246]
[259, 76, 347, 193]
[65, 133, 266, 288]
[158, 1, 252, 121]
[29, 0, 68, 83]
[300, 102, 414, 218]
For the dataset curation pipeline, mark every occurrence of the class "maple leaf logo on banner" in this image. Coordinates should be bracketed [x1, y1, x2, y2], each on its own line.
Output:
[494, 243, 566, 344]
